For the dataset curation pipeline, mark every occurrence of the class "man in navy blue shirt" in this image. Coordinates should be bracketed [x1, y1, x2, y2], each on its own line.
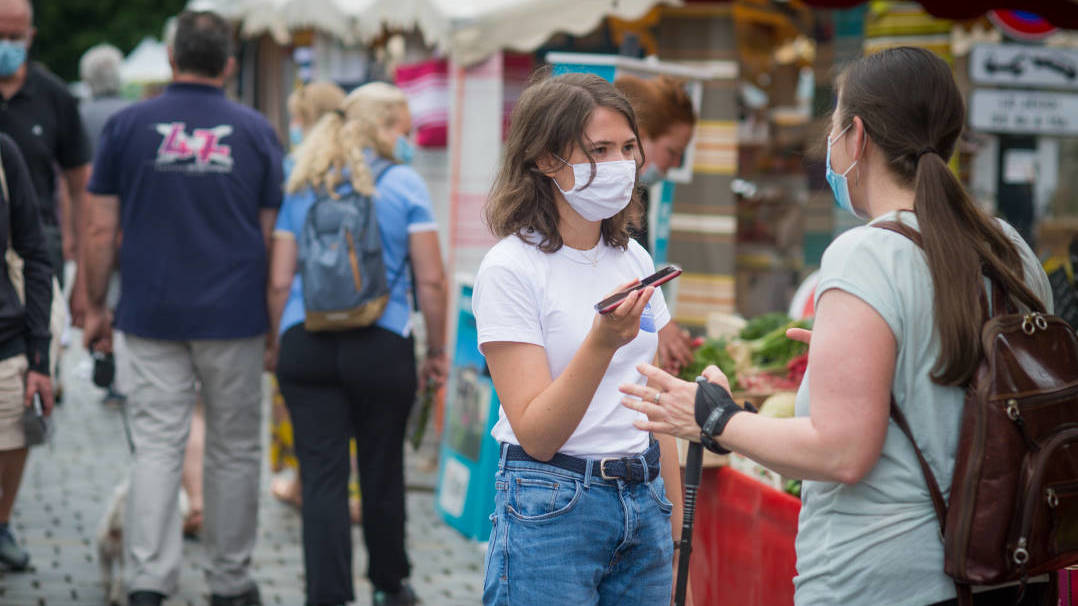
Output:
[82, 11, 282, 606]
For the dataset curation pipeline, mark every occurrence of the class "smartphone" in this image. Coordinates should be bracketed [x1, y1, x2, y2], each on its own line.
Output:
[595, 265, 682, 314]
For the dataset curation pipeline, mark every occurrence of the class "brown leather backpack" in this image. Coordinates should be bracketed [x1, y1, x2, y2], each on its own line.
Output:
[877, 221, 1078, 605]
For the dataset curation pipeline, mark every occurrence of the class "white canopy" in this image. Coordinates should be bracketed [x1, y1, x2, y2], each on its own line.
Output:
[120, 37, 172, 83]
[186, 0, 681, 66]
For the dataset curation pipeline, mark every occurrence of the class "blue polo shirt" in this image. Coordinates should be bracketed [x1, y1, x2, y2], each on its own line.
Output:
[274, 151, 438, 338]
[88, 82, 284, 340]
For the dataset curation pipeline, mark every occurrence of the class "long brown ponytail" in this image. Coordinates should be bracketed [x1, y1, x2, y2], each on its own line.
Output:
[838, 47, 1044, 386]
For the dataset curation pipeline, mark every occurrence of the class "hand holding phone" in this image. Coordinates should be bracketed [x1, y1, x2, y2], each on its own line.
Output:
[595, 265, 682, 314]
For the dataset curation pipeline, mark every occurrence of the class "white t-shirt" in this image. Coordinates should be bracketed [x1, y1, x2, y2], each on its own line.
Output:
[473, 233, 671, 459]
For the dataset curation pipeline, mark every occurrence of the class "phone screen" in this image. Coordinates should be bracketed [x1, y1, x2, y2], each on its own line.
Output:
[594, 265, 682, 314]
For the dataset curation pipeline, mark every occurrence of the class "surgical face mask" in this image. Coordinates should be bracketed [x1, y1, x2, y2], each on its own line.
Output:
[825, 124, 859, 217]
[394, 135, 415, 165]
[639, 163, 666, 187]
[553, 154, 636, 222]
[288, 123, 304, 148]
[0, 40, 27, 78]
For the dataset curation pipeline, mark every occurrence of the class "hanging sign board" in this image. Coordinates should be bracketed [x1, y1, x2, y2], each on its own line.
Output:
[970, 89, 1078, 136]
[970, 44, 1078, 90]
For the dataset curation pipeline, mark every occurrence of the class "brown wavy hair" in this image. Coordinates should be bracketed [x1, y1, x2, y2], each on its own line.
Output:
[485, 72, 644, 253]
[614, 74, 696, 138]
[837, 47, 1044, 386]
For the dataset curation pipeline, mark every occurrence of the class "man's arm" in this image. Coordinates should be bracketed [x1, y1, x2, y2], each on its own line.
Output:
[64, 164, 91, 326]
[3, 138, 55, 411]
[61, 164, 90, 257]
[82, 194, 119, 351]
[259, 208, 277, 254]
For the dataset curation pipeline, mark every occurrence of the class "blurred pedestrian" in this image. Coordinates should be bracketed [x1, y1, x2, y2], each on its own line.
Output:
[81, 10, 282, 606]
[475, 72, 685, 606]
[79, 43, 130, 154]
[0, 0, 90, 305]
[0, 132, 54, 571]
[618, 47, 1055, 605]
[79, 42, 130, 405]
[268, 81, 447, 606]
[614, 74, 697, 374]
[268, 80, 346, 511]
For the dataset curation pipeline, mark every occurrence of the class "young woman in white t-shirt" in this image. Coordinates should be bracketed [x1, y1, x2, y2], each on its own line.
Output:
[473, 72, 686, 606]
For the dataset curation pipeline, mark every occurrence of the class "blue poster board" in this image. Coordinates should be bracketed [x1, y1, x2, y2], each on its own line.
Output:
[435, 283, 502, 541]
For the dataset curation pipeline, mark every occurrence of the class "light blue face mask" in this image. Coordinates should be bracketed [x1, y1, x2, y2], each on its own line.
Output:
[639, 163, 666, 187]
[0, 40, 27, 78]
[394, 135, 415, 165]
[825, 123, 860, 217]
[288, 124, 304, 148]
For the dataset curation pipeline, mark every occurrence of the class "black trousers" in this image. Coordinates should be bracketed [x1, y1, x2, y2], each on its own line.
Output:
[276, 323, 417, 606]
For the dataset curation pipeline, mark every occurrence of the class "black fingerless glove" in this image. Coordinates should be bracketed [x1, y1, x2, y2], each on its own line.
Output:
[694, 377, 754, 454]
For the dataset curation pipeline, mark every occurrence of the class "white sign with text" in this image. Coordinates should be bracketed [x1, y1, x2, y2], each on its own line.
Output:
[970, 89, 1078, 135]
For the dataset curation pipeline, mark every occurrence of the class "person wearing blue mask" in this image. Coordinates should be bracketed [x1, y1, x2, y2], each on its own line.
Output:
[0, 0, 89, 573]
[0, 0, 91, 319]
[349, 82, 418, 166]
[268, 80, 347, 514]
[617, 47, 1056, 606]
[614, 75, 697, 375]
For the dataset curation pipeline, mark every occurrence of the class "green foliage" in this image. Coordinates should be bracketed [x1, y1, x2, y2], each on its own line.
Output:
[32, 0, 188, 83]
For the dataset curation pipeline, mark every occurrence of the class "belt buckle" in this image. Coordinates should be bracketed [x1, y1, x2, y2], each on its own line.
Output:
[599, 457, 618, 481]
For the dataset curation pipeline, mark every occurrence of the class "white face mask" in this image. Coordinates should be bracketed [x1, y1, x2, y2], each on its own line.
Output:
[552, 154, 636, 222]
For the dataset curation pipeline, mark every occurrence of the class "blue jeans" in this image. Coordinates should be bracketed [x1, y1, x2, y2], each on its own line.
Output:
[483, 443, 674, 605]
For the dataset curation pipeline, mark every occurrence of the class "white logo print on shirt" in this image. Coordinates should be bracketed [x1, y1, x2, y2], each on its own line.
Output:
[154, 122, 234, 173]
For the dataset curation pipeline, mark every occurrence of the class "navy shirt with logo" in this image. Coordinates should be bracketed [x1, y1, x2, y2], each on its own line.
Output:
[88, 83, 283, 340]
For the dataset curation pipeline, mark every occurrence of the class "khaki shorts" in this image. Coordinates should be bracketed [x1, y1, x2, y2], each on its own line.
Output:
[0, 354, 27, 450]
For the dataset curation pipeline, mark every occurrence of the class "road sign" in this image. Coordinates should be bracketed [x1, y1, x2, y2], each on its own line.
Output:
[970, 89, 1078, 135]
[970, 44, 1078, 90]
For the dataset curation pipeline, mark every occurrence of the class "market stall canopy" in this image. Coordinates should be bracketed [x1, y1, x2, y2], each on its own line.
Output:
[683, 0, 1078, 29]
[121, 37, 172, 83]
[186, 0, 682, 65]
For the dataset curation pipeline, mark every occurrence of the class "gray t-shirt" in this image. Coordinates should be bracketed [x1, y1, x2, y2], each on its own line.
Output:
[792, 211, 1053, 606]
[79, 95, 131, 155]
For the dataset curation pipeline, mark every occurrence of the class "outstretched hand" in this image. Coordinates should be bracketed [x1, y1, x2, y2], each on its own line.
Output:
[619, 362, 732, 442]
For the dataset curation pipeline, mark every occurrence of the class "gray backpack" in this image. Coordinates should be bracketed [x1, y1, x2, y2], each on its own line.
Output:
[299, 157, 397, 331]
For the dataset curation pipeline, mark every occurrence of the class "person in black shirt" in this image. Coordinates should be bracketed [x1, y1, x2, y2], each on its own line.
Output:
[0, 132, 54, 572]
[0, 0, 91, 315]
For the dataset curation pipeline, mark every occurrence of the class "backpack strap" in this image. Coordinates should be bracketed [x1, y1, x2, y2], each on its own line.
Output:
[877, 219, 973, 604]
[889, 397, 972, 605]
[367, 156, 421, 311]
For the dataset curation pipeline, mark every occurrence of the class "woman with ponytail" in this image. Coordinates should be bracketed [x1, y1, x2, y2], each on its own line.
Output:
[268, 84, 447, 606]
[615, 47, 1056, 605]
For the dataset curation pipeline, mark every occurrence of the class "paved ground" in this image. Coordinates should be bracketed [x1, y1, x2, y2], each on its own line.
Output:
[1, 339, 485, 606]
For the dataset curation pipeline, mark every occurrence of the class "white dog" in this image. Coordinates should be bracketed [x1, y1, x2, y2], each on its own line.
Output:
[97, 481, 190, 606]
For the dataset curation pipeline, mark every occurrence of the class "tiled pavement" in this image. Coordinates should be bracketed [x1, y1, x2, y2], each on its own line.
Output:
[1, 339, 485, 606]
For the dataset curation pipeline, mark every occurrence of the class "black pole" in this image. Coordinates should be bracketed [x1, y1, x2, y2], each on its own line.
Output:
[674, 441, 704, 606]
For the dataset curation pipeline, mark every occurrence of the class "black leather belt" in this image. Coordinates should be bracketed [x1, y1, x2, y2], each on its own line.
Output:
[504, 441, 661, 484]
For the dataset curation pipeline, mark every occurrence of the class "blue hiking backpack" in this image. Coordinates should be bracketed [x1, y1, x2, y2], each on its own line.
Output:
[299, 157, 398, 331]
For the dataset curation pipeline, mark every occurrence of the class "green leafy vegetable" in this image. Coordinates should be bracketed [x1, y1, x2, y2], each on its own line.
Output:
[746, 319, 812, 372]
[679, 338, 740, 391]
[739, 312, 792, 340]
